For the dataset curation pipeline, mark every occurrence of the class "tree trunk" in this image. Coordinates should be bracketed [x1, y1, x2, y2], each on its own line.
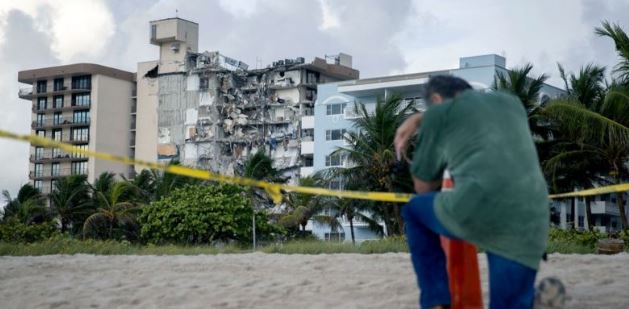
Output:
[349, 216, 355, 245]
[618, 192, 628, 230]
[61, 219, 67, 233]
[585, 196, 593, 230]
[570, 197, 576, 229]
[392, 203, 404, 235]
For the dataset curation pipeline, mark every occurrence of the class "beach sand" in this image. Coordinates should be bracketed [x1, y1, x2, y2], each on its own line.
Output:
[1, 253, 628, 308]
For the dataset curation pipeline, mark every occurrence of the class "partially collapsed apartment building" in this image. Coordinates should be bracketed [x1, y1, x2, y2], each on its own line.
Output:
[135, 18, 359, 182]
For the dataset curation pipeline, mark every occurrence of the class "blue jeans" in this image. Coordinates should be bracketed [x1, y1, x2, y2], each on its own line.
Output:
[402, 192, 537, 309]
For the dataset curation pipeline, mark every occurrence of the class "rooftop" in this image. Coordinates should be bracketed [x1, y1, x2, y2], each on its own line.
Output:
[18, 63, 135, 84]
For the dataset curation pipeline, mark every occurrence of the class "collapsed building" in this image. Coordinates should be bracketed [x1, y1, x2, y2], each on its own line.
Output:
[134, 17, 358, 183]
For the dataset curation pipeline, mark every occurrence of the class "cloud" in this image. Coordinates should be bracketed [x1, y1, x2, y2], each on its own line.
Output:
[1, 0, 628, 202]
[0, 9, 59, 205]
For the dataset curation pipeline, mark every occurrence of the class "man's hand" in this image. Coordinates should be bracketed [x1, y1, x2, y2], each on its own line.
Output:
[394, 113, 423, 161]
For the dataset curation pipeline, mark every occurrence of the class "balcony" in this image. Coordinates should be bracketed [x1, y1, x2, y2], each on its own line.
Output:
[590, 201, 621, 216]
[301, 141, 314, 154]
[30, 151, 88, 163]
[18, 86, 34, 99]
[32, 103, 90, 113]
[30, 167, 86, 180]
[301, 115, 314, 129]
[32, 118, 91, 130]
[19, 86, 90, 100]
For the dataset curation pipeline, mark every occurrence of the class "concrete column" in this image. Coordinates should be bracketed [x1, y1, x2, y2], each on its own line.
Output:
[573, 197, 579, 229]
[560, 202, 567, 229]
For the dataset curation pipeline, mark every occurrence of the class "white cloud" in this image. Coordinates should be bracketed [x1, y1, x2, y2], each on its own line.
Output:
[218, 0, 260, 18]
[48, 0, 115, 62]
[318, 0, 340, 30]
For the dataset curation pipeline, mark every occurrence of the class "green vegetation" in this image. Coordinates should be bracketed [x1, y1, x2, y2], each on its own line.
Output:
[139, 184, 282, 244]
[2, 230, 627, 256]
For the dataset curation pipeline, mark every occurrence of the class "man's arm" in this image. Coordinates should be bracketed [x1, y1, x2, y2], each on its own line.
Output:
[413, 176, 441, 193]
[395, 113, 423, 161]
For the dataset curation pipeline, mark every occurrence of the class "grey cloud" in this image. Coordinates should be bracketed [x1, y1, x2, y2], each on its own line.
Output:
[0, 10, 59, 202]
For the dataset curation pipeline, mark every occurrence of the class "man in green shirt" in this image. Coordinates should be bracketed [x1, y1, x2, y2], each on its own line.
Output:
[395, 76, 551, 309]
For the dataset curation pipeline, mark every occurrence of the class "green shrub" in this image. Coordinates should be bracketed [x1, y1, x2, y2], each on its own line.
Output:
[0, 219, 60, 243]
[138, 184, 283, 245]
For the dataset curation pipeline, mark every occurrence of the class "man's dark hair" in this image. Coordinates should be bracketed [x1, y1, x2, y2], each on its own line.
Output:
[423, 75, 472, 104]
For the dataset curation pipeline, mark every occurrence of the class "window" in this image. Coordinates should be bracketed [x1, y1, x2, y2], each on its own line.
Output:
[34, 164, 43, 177]
[73, 111, 89, 124]
[52, 148, 61, 158]
[51, 163, 60, 176]
[302, 129, 314, 138]
[35, 147, 44, 160]
[306, 71, 319, 84]
[53, 95, 64, 108]
[303, 156, 313, 167]
[326, 129, 346, 141]
[72, 145, 88, 158]
[36, 114, 45, 126]
[326, 103, 346, 115]
[578, 216, 584, 228]
[53, 112, 63, 125]
[53, 78, 64, 91]
[52, 129, 62, 141]
[34, 180, 43, 192]
[36, 80, 47, 93]
[325, 154, 344, 167]
[36, 130, 45, 138]
[151, 24, 157, 40]
[51, 180, 58, 192]
[37, 97, 47, 110]
[71, 128, 89, 142]
[71, 161, 87, 175]
[71, 75, 91, 90]
[72, 93, 90, 106]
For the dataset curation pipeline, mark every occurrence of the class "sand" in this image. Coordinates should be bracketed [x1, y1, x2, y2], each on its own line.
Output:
[1, 253, 628, 308]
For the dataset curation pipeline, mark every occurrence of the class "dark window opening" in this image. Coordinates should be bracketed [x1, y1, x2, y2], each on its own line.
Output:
[36, 80, 47, 93]
[71, 75, 91, 90]
[53, 78, 64, 91]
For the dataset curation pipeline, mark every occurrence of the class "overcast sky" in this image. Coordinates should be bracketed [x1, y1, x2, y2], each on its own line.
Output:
[1, 0, 628, 201]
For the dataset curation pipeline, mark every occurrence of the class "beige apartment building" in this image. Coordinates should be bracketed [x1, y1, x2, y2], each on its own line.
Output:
[18, 64, 136, 195]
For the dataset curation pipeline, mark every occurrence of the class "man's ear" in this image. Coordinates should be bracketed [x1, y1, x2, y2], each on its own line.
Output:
[430, 93, 444, 104]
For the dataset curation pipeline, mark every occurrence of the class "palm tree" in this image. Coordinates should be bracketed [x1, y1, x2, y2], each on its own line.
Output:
[83, 181, 142, 239]
[596, 20, 629, 84]
[241, 150, 285, 209]
[493, 63, 550, 138]
[330, 198, 384, 244]
[1, 184, 49, 224]
[49, 175, 92, 234]
[281, 176, 326, 232]
[321, 94, 416, 236]
[544, 65, 629, 229]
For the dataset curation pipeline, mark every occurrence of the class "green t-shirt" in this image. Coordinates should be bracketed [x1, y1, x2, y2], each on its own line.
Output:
[411, 90, 549, 270]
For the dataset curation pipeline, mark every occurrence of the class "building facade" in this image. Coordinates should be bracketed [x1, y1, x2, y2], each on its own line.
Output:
[18, 64, 135, 195]
[552, 193, 629, 232]
[136, 18, 359, 183]
[310, 54, 565, 241]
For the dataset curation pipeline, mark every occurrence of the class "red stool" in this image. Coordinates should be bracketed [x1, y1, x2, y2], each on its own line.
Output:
[441, 171, 483, 309]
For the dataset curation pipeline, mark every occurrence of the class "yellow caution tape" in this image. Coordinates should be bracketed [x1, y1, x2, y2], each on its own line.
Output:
[548, 183, 629, 199]
[0, 129, 412, 204]
[1, 129, 626, 203]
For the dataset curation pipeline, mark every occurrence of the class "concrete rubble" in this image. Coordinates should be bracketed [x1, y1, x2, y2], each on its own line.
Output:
[150, 50, 358, 184]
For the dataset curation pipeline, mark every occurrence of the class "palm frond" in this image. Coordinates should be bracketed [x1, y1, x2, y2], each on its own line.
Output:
[544, 98, 629, 147]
